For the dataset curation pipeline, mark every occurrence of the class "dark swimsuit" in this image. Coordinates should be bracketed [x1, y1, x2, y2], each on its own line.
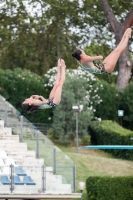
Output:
[38, 98, 56, 110]
[78, 61, 110, 75]
[47, 98, 56, 107]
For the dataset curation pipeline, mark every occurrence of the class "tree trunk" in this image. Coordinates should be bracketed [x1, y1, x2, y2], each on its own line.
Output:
[117, 48, 132, 90]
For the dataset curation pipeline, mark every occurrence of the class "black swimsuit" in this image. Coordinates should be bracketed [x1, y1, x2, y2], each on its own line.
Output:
[47, 98, 56, 107]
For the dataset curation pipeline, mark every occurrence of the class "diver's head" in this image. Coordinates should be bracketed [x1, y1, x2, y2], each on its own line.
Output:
[72, 49, 83, 61]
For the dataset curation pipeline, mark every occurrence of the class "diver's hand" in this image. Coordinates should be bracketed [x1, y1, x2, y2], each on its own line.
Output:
[30, 95, 40, 99]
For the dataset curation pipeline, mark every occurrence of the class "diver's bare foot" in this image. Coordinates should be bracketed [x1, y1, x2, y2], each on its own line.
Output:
[125, 28, 132, 38]
[60, 59, 66, 68]
[123, 28, 131, 39]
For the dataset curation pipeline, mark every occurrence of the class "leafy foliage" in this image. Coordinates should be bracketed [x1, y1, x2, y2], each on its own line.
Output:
[0, 0, 82, 73]
[80, 135, 91, 145]
[90, 79, 120, 121]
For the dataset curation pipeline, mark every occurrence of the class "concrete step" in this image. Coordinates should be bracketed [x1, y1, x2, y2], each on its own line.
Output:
[0, 135, 19, 140]
[20, 165, 52, 171]
[46, 183, 72, 193]
[0, 144, 28, 152]
[21, 166, 53, 178]
[16, 158, 44, 165]
[7, 150, 36, 158]
[0, 139, 19, 143]
[0, 127, 12, 136]
[46, 174, 62, 184]
[23, 171, 57, 180]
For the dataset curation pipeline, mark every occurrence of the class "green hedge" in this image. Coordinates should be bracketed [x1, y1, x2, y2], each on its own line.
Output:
[89, 120, 133, 160]
[86, 176, 133, 200]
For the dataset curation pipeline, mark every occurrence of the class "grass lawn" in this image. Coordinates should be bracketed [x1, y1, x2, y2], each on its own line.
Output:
[57, 145, 133, 188]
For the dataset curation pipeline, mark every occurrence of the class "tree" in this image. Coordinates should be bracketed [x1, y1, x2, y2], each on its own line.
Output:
[99, 0, 133, 89]
[0, 0, 82, 73]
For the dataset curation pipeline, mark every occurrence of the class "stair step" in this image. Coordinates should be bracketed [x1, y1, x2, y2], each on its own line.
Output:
[0, 143, 27, 151]
[0, 135, 19, 140]
[16, 158, 44, 165]
[7, 150, 36, 157]
[0, 127, 12, 135]
[0, 139, 19, 143]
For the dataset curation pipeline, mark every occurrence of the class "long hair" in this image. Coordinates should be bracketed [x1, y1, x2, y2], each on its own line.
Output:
[22, 103, 39, 113]
[72, 49, 82, 61]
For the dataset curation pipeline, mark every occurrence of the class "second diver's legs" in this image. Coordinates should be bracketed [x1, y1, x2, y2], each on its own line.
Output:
[52, 59, 66, 105]
[103, 28, 131, 72]
[114, 28, 131, 48]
